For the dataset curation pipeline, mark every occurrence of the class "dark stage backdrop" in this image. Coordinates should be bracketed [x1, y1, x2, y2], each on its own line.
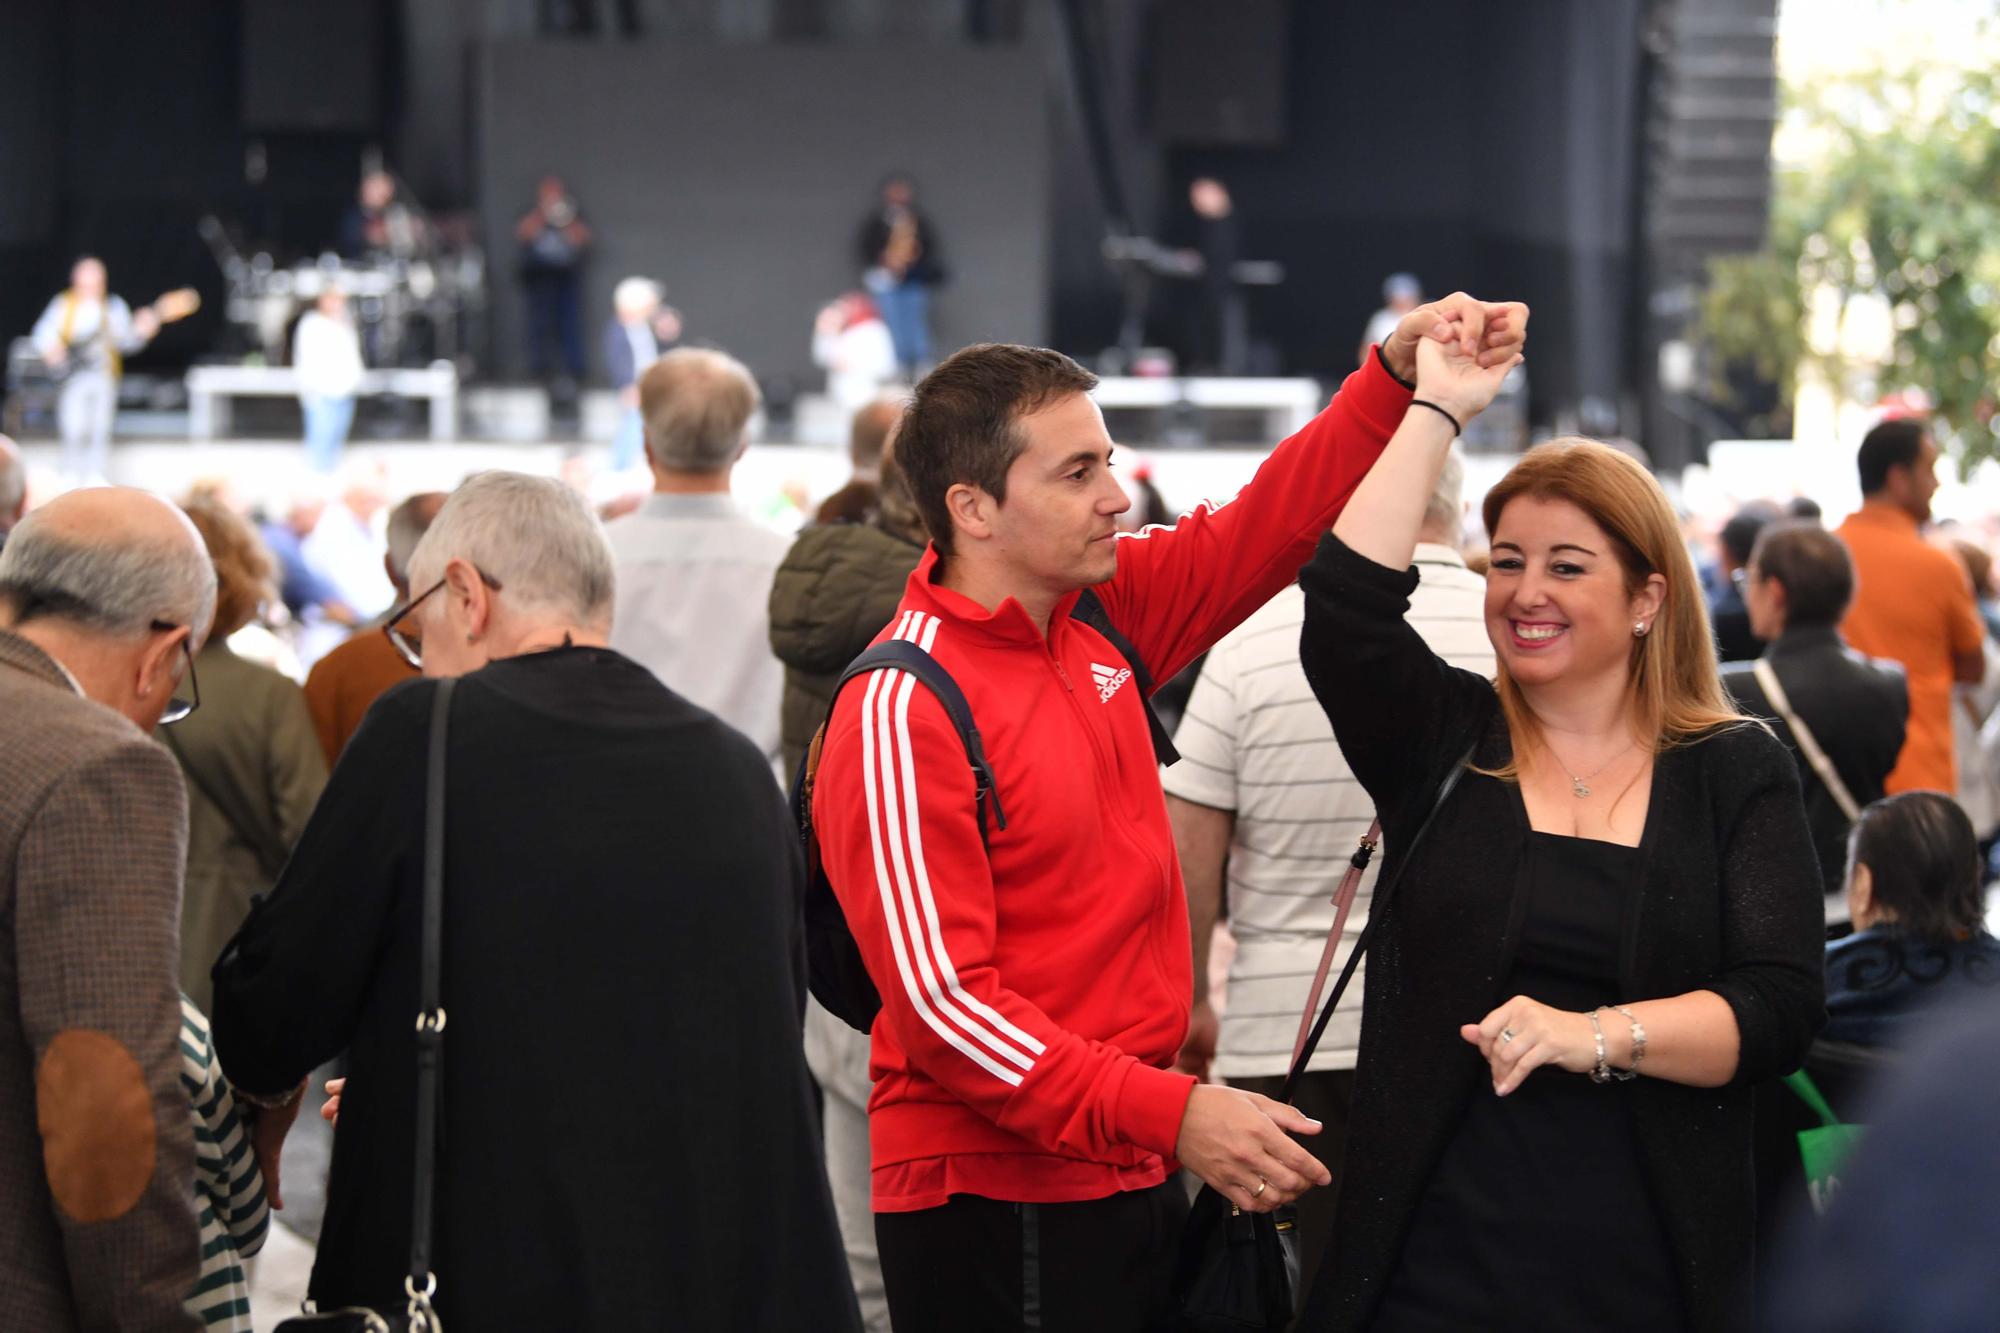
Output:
[476, 40, 1050, 390]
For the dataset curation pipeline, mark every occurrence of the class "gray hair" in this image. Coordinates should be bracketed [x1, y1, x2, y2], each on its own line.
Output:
[613, 276, 661, 315]
[406, 472, 614, 627]
[1420, 447, 1466, 543]
[0, 506, 216, 642]
[0, 435, 24, 525]
[385, 492, 444, 585]
[638, 347, 761, 475]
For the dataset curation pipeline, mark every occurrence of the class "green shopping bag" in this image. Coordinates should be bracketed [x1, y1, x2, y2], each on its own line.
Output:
[1783, 1069, 1865, 1215]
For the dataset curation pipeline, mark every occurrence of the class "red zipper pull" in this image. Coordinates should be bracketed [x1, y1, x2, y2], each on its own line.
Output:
[1054, 659, 1074, 691]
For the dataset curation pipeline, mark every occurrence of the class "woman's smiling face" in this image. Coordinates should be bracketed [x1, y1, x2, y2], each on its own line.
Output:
[1484, 494, 1664, 691]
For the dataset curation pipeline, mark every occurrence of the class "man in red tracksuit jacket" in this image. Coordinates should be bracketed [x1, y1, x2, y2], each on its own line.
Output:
[813, 294, 1526, 1329]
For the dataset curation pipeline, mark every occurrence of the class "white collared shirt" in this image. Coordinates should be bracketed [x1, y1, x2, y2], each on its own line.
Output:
[604, 492, 791, 772]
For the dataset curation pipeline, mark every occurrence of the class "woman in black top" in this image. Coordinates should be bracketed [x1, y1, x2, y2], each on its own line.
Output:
[212, 473, 858, 1331]
[1296, 327, 1824, 1331]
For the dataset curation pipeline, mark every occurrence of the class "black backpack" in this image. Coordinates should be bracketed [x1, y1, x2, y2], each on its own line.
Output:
[792, 590, 1178, 1032]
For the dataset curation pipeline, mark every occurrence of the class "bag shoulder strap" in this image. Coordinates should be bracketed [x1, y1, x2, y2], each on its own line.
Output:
[1280, 741, 1477, 1101]
[1753, 658, 1862, 822]
[1071, 588, 1180, 766]
[1288, 817, 1380, 1071]
[408, 677, 453, 1316]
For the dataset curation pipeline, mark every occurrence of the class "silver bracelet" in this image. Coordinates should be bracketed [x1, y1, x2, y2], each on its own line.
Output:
[1611, 1004, 1647, 1076]
[1586, 1009, 1613, 1084]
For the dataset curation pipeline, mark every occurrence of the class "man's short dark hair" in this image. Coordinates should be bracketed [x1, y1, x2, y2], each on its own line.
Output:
[1720, 501, 1781, 568]
[1857, 418, 1929, 495]
[1849, 791, 1985, 943]
[1786, 495, 1822, 522]
[1750, 520, 1854, 629]
[900, 344, 1098, 556]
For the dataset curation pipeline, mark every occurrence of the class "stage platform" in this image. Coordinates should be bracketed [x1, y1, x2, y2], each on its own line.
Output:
[7, 434, 1306, 528]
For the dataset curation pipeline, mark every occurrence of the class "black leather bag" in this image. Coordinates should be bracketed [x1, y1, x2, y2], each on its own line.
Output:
[1174, 747, 1473, 1331]
[274, 678, 456, 1332]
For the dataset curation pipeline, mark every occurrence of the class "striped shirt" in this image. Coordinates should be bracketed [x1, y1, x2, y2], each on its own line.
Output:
[180, 996, 270, 1332]
[1162, 544, 1493, 1077]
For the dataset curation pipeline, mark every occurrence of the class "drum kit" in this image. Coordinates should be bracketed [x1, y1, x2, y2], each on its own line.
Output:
[198, 214, 487, 371]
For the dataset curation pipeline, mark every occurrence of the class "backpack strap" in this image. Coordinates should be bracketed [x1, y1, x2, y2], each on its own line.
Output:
[798, 639, 1007, 847]
[1071, 588, 1181, 767]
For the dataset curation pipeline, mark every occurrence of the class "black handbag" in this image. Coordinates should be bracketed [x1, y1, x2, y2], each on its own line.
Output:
[1175, 745, 1474, 1331]
[275, 678, 456, 1333]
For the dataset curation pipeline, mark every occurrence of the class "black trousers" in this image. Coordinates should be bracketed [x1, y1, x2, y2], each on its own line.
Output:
[875, 1181, 1190, 1332]
[1231, 1069, 1356, 1317]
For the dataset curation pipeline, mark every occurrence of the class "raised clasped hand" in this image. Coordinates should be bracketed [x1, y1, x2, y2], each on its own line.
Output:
[1383, 291, 1529, 391]
[1413, 310, 1525, 427]
[1461, 995, 1599, 1096]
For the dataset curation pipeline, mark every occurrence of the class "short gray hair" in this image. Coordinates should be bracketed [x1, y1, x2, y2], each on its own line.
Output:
[385, 492, 444, 585]
[1421, 447, 1466, 543]
[0, 506, 216, 641]
[638, 348, 760, 474]
[406, 472, 614, 627]
[613, 276, 661, 315]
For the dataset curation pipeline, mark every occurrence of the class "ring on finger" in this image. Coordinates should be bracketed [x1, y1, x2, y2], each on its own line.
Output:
[1252, 1176, 1268, 1199]
[1500, 1028, 1517, 1044]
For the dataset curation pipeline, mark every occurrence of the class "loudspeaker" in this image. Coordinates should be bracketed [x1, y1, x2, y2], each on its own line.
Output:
[1150, 0, 1289, 147]
[242, 0, 385, 132]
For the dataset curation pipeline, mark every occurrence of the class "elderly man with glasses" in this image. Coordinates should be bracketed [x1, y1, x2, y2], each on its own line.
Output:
[210, 471, 857, 1329]
[0, 486, 215, 1331]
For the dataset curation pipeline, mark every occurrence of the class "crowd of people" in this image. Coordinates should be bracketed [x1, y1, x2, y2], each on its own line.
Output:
[3, 279, 1999, 1333]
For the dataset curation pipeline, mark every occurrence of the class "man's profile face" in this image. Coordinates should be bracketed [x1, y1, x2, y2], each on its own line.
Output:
[1898, 434, 1942, 521]
[984, 392, 1130, 596]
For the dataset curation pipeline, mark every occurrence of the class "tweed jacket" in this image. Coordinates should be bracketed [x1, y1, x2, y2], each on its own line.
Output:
[1296, 536, 1826, 1333]
[0, 627, 201, 1330]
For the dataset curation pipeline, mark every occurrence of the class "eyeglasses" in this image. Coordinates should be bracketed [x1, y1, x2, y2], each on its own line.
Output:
[151, 621, 200, 725]
[382, 568, 505, 669]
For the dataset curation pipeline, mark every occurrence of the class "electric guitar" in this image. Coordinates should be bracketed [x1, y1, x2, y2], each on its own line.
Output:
[45, 287, 201, 383]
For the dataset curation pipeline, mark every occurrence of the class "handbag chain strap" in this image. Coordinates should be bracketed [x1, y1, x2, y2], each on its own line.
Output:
[407, 678, 454, 1331]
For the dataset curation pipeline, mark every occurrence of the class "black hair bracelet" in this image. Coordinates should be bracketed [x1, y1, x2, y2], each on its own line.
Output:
[1410, 399, 1462, 436]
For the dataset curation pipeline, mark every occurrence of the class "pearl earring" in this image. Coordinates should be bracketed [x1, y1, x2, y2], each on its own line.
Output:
[1633, 622, 1648, 637]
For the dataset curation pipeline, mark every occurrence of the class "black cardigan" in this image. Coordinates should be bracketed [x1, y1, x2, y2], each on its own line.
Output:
[1296, 534, 1825, 1333]
[211, 648, 858, 1330]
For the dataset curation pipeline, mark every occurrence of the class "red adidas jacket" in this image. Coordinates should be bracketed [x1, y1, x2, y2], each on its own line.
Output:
[813, 353, 1412, 1211]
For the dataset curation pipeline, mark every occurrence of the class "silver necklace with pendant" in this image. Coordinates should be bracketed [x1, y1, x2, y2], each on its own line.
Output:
[1549, 740, 1635, 799]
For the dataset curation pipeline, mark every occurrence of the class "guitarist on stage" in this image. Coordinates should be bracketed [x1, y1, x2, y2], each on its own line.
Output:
[30, 257, 191, 485]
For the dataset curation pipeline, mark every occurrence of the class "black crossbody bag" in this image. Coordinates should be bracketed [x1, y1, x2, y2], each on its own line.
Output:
[1175, 744, 1475, 1332]
[276, 678, 455, 1333]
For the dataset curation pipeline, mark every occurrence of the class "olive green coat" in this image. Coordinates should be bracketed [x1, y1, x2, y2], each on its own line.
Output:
[767, 522, 926, 779]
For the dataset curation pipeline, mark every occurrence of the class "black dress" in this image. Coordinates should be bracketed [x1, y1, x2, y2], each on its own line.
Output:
[1377, 832, 1682, 1331]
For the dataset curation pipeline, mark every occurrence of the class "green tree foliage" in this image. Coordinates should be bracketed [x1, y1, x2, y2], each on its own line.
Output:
[1700, 56, 2000, 466]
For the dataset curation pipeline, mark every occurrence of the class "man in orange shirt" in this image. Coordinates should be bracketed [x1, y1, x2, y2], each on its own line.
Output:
[1836, 419, 1985, 793]
[302, 490, 443, 765]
